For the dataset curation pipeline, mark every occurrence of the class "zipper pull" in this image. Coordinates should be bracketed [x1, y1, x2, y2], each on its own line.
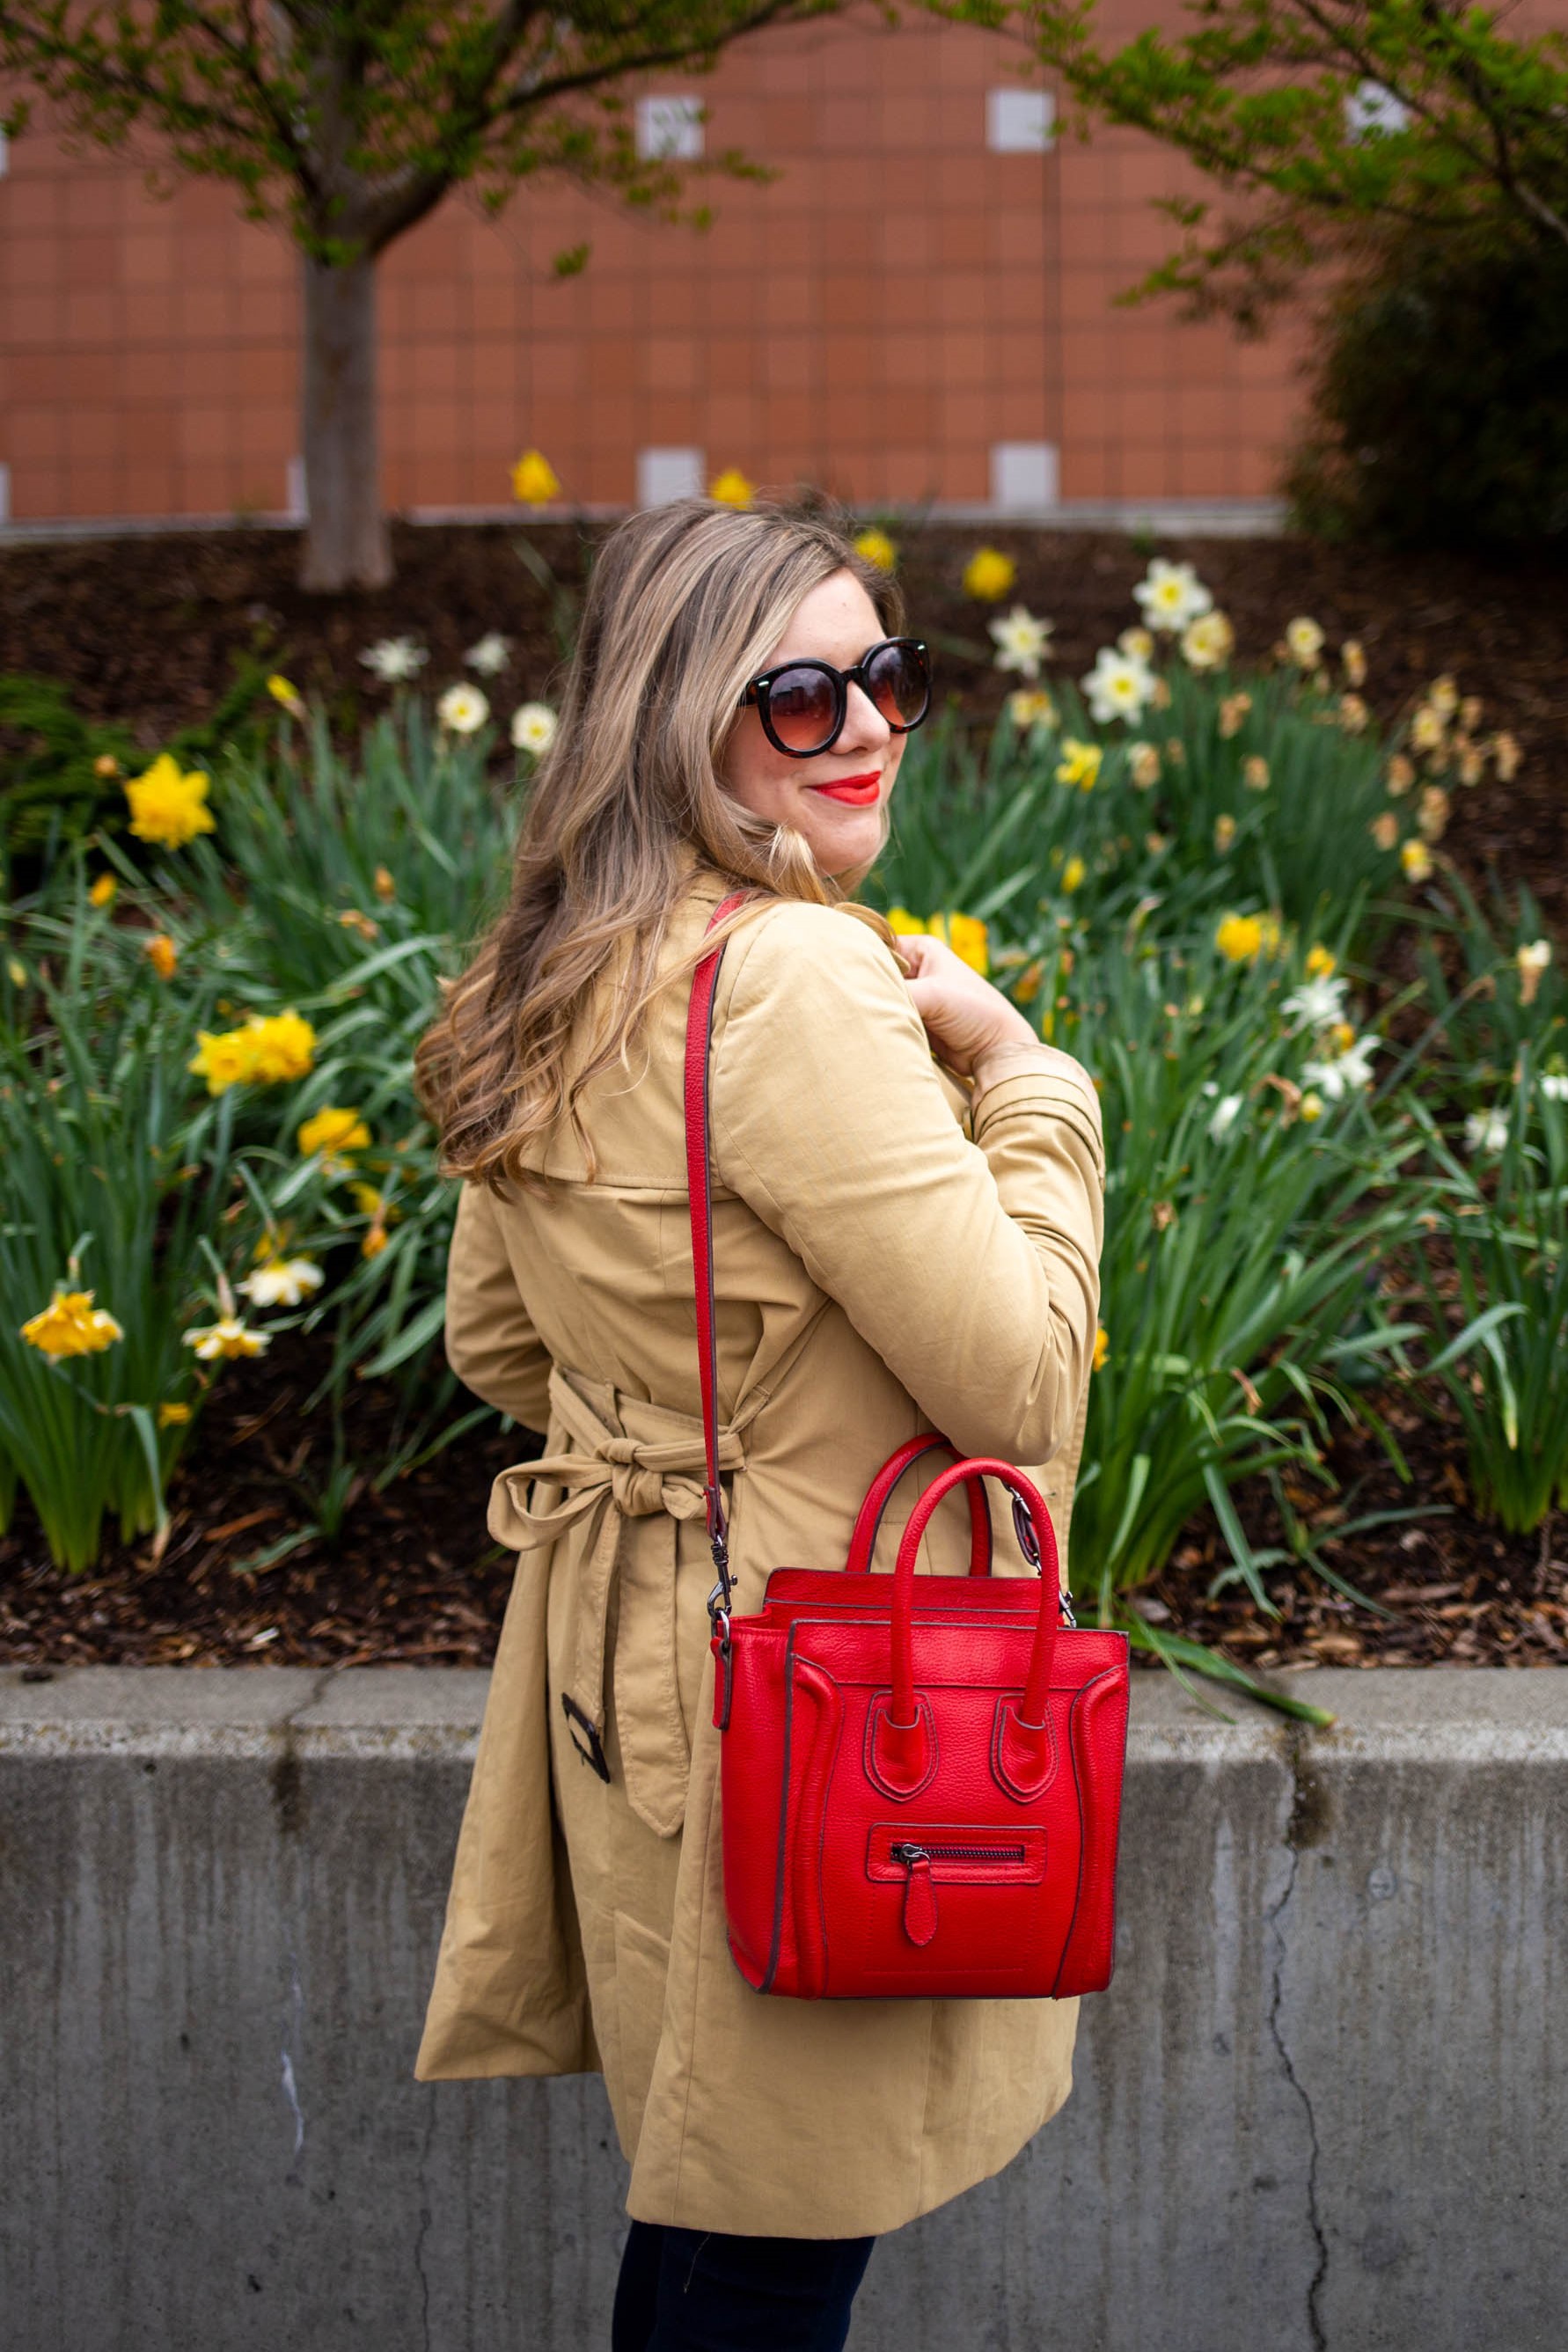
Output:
[892, 1843, 937, 1946]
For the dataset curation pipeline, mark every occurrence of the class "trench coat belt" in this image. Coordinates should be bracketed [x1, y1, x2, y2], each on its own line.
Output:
[486, 1362, 757, 1838]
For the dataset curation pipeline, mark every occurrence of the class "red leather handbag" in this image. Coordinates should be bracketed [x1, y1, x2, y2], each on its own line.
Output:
[686, 894, 1131, 2002]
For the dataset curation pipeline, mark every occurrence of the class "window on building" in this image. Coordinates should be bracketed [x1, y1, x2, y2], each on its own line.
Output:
[985, 90, 1055, 154]
[637, 448, 705, 507]
[1344, 80, 1411, 141]
[636, 96, 704, 162]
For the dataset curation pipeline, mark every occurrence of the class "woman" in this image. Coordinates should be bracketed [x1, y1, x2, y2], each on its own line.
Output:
[414, 495, 1106, 2348]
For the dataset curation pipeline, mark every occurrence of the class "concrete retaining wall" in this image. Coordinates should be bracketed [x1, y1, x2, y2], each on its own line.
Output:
[1, 1665, 1564, 2352]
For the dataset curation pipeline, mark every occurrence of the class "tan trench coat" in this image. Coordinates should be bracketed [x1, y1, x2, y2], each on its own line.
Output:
[414, 865, 1107, 2238]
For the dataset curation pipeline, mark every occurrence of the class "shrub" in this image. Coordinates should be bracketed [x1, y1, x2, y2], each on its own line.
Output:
[1286, 222, 1568, 550]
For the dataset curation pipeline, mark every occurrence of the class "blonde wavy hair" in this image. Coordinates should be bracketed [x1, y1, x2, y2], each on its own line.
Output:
[414, 495, 905, 1190]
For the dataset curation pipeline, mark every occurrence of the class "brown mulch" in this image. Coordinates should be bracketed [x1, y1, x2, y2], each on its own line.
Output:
[2, 516, 1564, 930]
[1, 1322, 1562, 1676]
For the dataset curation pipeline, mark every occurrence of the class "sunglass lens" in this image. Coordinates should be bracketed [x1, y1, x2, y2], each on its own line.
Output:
[865, 642, 930, 730]
[766, 665, 839, 752]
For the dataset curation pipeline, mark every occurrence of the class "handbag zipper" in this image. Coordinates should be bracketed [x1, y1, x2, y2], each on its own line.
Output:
[890, 1843, 1027, 1865]
[888, 1841, 1029, 1945]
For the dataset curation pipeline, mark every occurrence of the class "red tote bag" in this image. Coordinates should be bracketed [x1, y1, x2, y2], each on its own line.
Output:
[687, 894, 1131, 2001]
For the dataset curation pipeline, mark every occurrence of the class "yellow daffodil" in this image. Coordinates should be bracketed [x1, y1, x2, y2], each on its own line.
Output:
[158, 1400, 192, 1427]
[1428, 675, 1459, 721]
[1213, 813, 1236, 853]
[338, 908, 379, 942]
[1061, 855, 1087, 893]
[21, 1286, 124, 1359]
[183, 1316, 270, 1360]
[962, 546, 1016, 602]
[188, 1011, 318, 1096]
[1014, 959, 1044, 1005]
[884, 907, 925, 937]
[1285, 616, 1325, 669]
[267, 675, 305, 718]
[1370, 811, 1399, 850]
[1055, 738, 1103, 791]
[144, 932, 178, 979]
[1386, 755, 1415, 797]
[1218, 693, 1251, 739]
[1215, 913, 1264, 964]
[510, 448, 561, 504]
[1459, 695, 1483, 733]
[1128, 741, 1161, 789]
[362, 1222, 390, 1259]
[1243, 756, 1270, 792]
[1457, 740, 1484, 788]
[1401, 839, 1433, 883]
[1517, 939, 1553, 1006]
[124, 754, 216, 850]
[239, 1257, 323, 1308]
[709, 467, 755, 509]
[89, 874, 118, 908]
[93, 752, 121, 779]
[854, 527, 897, 573]
[373, 865, 396, 902]
[1341, 641, 1367, 687]
[1306, 944, 1337, 978]
[1007, 689, 1059, 734]
[298, 1106, 371, 1167]
[1092, 1326, 1110, 1372]
[1492, 732, 1522, 781]
[1410, 705, 1446, 753]
[1144, 832, 1169, 856]
[1300, 1092, 1324, 1122]
[187, 1028, 260, 1095]
[245, 1011, 317, 1084]
[1338, 694, 1369, 734]
[348, 1182, 402, 1224]
[928, 912, 990, 976]
[1118, 626, 1155, 662]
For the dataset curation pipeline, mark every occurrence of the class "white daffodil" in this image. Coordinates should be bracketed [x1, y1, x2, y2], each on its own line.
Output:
[437, 683, 490, 735]
[1181, 610, 1235, 672]
[1081, 646, 1156, 726]
[1285, 616, 1326, 669]
[1464, 1106, 1509, 1154]
[238, 1257, 325, 1309]
[511, 702, 560, 756]
[1281, 973, 1351, 1029]
[988, 604, 1054, 678]
[1540, 1073, 1568, 1102]
[465, 632, 512, 677]
[1207, 1092, 1244, 1144]
[1133, 559, 1213, 634]
[1117, 626, 1155, 662]
[358, 636, 429, 684]
[1301, 1033, 1381, 1100]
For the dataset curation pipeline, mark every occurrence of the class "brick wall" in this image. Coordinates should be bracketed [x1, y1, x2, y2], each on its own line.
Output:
[0, 13, 1306, 526]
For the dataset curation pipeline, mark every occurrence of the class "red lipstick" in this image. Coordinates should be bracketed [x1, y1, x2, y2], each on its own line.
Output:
[808, 771, 882, 805]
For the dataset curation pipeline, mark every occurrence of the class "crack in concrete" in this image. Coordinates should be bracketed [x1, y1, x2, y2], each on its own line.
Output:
[1267, 1726, 1330, 2352]
[413, 2094, 438, 2352]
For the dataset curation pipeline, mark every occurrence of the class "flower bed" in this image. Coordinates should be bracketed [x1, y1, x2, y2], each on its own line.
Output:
[3, 527, 1565, 1714]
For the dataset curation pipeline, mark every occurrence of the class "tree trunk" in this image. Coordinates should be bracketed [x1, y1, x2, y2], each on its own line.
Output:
[298, 250, 392, 592]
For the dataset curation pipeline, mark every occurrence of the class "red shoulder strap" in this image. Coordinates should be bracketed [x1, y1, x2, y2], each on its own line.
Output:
[685, 890, 754, 1617]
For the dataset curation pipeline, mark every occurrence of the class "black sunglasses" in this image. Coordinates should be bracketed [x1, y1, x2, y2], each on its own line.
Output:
[737, 637, 932, 758]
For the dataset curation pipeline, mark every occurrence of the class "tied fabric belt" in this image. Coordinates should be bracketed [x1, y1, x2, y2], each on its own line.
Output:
[487, 1363, 759, 1837]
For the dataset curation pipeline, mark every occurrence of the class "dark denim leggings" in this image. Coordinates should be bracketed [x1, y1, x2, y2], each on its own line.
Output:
[612, 2221, 876, 2352]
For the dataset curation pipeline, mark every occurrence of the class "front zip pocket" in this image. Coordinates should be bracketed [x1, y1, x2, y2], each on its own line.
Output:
[866, 1824, 1048, 1946]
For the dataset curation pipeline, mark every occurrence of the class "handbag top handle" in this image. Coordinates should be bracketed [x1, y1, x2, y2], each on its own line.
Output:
[684, 890, 756, 1636]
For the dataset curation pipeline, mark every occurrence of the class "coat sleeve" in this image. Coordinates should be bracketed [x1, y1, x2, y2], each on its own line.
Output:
[711, 903, 1104, 1466]
[443, 1178, 554, 1432]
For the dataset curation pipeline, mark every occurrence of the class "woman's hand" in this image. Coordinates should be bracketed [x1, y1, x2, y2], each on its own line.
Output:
[891, 928, 1048, 1085]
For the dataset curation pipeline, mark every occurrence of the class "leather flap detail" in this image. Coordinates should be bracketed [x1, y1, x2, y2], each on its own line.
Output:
[992, 1694, 1059, 1801]
[865, 1689, 938, 1800]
